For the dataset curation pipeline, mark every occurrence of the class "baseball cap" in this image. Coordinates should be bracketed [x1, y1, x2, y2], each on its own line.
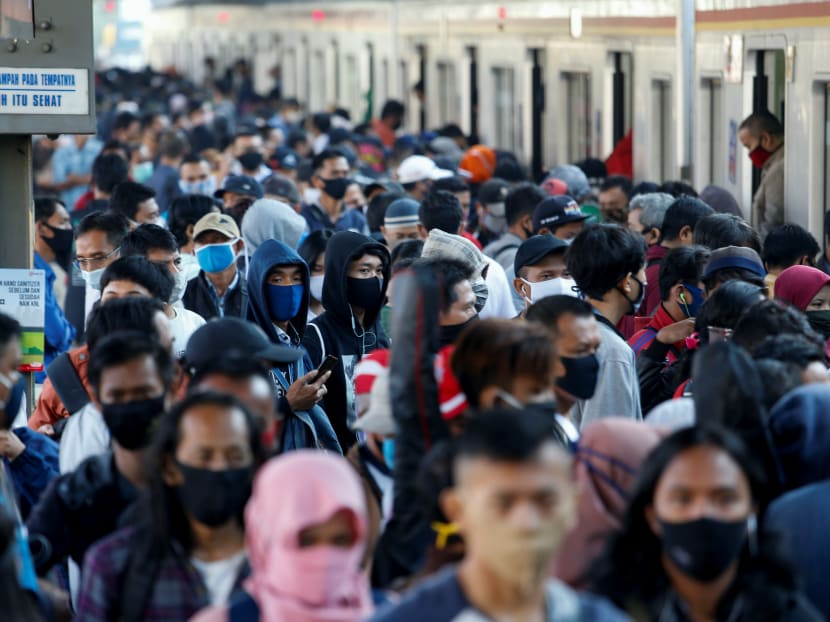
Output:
[263, 174, 301, 205]
[214, 175, 264, 200]
[514, 235, 569, 275]
[702, 246, 766, 280]
[459, 145, 496, 184]
[436, 346, 468, 421]
[478, 178, 511, 217]
[397, 155, 453, 185]
[384, 198, 421, 229]
[532, 195, 589, 232]
[192, 212, 241, 241]
[271, 146, 299, 170]
[184, 318, 301, 373]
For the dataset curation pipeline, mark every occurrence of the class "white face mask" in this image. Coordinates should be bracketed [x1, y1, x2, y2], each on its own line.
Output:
[169, 268, 189, 304]
[80, 267, 105, 291]
[179, 177, 217, 197]
[179, 253, 201, 282]
[303, 188, 321, 206]
[520, 277, 578, 304]
[309, 274, 325, 301]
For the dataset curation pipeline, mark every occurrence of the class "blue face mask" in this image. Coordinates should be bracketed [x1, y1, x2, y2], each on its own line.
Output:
[681, 283, 705, 318]
[267, 283, 304, 322]
[382, 438, 395, 471]
[196, 242, 236, 274]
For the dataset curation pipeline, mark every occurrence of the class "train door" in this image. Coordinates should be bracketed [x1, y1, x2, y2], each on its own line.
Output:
[562, 72, 592, 163]
[700, 77, 724, 188]
[750, 49, 786, 193]
[650, 79, 674, 182]
[529, 48, 546, 181]
[610, 52, 633, 151]
[492, 66, 517, 152]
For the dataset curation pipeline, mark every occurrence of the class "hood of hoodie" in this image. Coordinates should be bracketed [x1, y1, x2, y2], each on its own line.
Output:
[247, 239, 310, 343]
[242, 199, 307, 255]
[323, 231, 391, 330]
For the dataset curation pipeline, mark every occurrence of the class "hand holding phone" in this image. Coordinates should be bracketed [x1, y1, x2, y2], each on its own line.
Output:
[310, 355, 339, 384]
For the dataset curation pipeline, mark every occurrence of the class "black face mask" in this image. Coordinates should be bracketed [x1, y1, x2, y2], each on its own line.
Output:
[346, 276, 385, 311]
[321, 177, 351, 201]
[238, 151, 264, 171]
[439, 315, 479, 348]
[806, 310, 830, 339]
[659, 517, 747, 582]
[101, 395, 166, 450]
[42, 223, 74, 269]
[557, 354, 600, 400]
[175, 462, 254, 527]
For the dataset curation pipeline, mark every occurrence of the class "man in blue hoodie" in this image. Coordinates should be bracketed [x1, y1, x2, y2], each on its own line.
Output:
[246, 239, 341, 452]
[303, 231, 391, 450]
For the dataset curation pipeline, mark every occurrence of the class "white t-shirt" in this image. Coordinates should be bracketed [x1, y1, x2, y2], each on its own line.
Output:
[191, 551, 247, 606]
[169, 303, 206, 358]
[59, 402, 110, 474]
[479, 256, 519, 320]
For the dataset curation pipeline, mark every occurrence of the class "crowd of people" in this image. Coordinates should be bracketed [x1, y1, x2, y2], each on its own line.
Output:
[1, 64, 828, 621]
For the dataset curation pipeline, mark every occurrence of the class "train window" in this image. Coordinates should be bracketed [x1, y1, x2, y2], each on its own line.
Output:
[562, 72, 592, 162]
[700, 77, 724, 186]
[437, 62, 458, 126]
[650, 79, 673, 182]
[493, 67, 516, 151]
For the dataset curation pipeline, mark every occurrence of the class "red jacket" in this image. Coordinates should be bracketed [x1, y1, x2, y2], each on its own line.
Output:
[628, 304, 685, 362]
[640, 244, 669, 317]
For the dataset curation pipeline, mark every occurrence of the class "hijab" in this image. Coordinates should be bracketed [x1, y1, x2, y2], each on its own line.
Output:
[774, 265, 830, 311]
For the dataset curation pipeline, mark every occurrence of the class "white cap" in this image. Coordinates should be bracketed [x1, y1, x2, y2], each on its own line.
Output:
[352, 369, 397, 435]
[397, 155, 453, 185]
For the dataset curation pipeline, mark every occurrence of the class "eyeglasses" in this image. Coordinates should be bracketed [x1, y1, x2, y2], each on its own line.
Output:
[74, 246, 120, 270]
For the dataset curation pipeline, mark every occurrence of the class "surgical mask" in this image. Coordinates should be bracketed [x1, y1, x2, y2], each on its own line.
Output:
[169, 268, 189, 304]
[179, 177, 217, 196]
[238, 151, 264, 172]
[806, 310, 830, 339]
[267, 283, 304, 322]
[439, 315, 478, 348]
[483, 213, 507, 235]
[680, 282, 705, 318]
[100, 395, 166, 450]
[309, 274, 325, 302]
[557, 354, 600, 400]
[321, 177, 351, 201]
[749, 145, 772, 169]
[382, 439, 395, 470]
[80, 266, 106, 291]
[659, 516, 748, 582]
[132, 161, 154, 184]
[520, 277, 577, 305]
[175, 462, 253, 527]
[472, 279, 489, 314]
[346, 276, 385, 311]
[179, 253, 201, 282]
[196, 241, 237, 273]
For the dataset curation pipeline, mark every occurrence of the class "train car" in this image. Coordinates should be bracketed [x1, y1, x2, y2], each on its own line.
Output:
[147, 0, 830, 243]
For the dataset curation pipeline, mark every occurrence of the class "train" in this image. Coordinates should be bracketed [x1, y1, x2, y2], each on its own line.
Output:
[146, 0, 830, 242]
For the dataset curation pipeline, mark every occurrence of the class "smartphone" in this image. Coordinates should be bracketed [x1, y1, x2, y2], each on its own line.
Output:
[310, 355, 339, 384]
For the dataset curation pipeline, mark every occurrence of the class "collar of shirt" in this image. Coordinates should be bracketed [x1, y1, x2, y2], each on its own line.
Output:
[203, 271, 239, 315]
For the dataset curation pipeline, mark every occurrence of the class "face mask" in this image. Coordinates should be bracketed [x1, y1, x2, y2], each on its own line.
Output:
[175, 462, 254, 527]
[309, 274, 325, 302]
[80, 266, 106, 291]
[321, 177, 351, 201]
[303, 187, 321, 205]
[42, 224, 74, 265]
[483, 213, 507, 235]
[749, 145, 772, 169]
[179, 177, 217, 196]
[472, 279, 489, 314]
[132, 161, 154, 184]
[285, 546, 364, 608]
[619, 275, 646, 315]
[680, 283, 705, 318]
[659, 516, 747, 582]
[439, 315, 478, 348]
[238, 151, 264, 171]
[557, 354, 600, 400]
[346, 276, 385, 311]
[382, 439, 395, 470]
[100, 395, 166, 450]
[806, 310, 830, 339]
[0, 374, 25, 430]
[169, 268, 189, 304]
[196, 241, 237, 274]
[267, 283, 304, 322]
[179, 253, 201, 282]
[520, 277, 577, 305]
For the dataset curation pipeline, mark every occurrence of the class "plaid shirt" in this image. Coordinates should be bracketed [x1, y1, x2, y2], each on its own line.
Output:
[76, 526, 249, 621]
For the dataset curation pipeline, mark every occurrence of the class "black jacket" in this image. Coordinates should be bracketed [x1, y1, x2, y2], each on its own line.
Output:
[182, 271, 247, 320]
[302, 231, 391, 450]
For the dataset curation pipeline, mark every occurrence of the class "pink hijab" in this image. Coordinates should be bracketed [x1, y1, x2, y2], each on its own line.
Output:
[191, 451, 372, 622]
[775, 265, 830, 311]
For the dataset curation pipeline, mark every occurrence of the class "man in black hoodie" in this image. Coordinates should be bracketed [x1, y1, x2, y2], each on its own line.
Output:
[303, 231, 391, 450]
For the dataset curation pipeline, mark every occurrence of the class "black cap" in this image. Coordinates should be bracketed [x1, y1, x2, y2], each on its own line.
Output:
[184, 318, 301, 373]
[214, 175, 264, 200]
[271, 146, 299, 170]
[532, 195, 588, 232]
[263, 174, 301, 205]
[514, 235, 569, 275]
[478, 178, 511, 206]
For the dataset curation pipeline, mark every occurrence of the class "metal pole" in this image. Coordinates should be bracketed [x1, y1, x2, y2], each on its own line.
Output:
[677, 0, 695, 182]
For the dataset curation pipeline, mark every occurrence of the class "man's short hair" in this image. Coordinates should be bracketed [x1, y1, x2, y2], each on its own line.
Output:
[658, 180, 698, 198]
[110, 182, 156, 221]
[658, 246, 711, 301]
[167, 195, 220, 248]
[763, 224, 820, 270]
[113, 111, 138, 133]
[732, 300, 824, 355]
[380, 100, 405, 119]
[432, 176, 470, 195]
[367, 192, 404, 233]
[600, 175, 633, 196]
[660, 197, 714, 243]
[694, 213, 761, 254]
[311, 148, 345, 175]
[505, 182, 547, 227]
[120, 224, 179, 257]
[410, 258, 473, 315]
[629, 193, 674, 231]
[0, 312, 21, 349]
[567, 224, 646, 300]
[526, 295, 595, 334]
[88, 330, 174, 397]
[86, 297, 166, 352]
[76, 210, 131, 248]
[419, 189, 463, 234]
[92, 154, 130, 194]
[157, 130, 188, 160]
[739, 111, 784, 138]
[100, 256, 175, 302]
[34, 196, 61, 223]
